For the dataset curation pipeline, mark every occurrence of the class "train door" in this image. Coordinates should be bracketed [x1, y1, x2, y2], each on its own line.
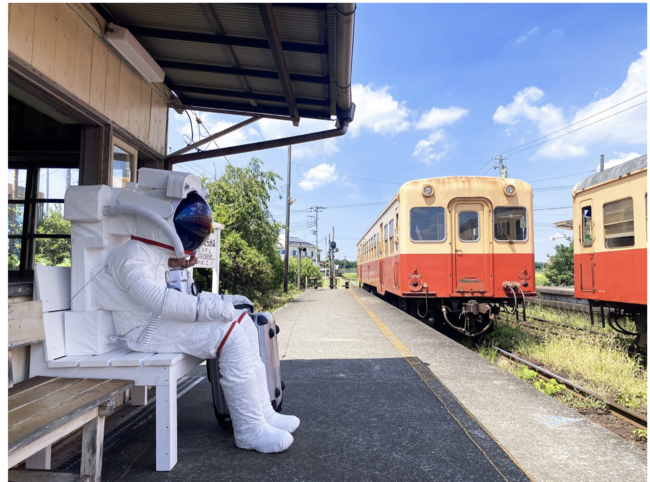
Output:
[450, 199, 493, 296]
[578, 199, 595, 292]
[379, 223, 385, 293]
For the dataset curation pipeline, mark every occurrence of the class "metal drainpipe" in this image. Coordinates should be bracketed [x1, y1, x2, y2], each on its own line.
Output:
[335, 3, 355, 113]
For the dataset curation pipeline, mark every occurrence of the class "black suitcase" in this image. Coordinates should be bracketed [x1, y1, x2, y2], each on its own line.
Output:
[207, 311, 284, 428]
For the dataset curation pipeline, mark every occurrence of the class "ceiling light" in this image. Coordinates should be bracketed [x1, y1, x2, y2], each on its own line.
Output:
[105, 23, 165, 83]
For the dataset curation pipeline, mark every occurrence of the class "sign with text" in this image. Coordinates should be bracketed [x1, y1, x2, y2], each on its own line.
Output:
[195, 232, 216, 268]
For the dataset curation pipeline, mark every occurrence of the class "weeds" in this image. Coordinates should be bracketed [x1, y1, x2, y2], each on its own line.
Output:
[514, 366, 538, 383]
[256, 287, 302, 313]
[633, 429, 647, 441]
[534, 379, 566, 396]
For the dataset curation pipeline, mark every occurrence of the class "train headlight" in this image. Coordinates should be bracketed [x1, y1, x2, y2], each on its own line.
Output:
[504, 184, 516, 196]
[422, 185, 434, 197]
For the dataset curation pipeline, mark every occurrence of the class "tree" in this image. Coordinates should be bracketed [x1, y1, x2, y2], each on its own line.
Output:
[34, 205, 71, 267]
[545, 239, 574, 286]
[288, 257, 321, 287]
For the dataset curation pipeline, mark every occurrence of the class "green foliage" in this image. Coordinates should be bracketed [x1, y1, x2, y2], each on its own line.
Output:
[534, 378, 566, 396]
[477, 344, 498, 362]
[514, 366, 539, 383]
[287, 257, 322, 286]
[203, 158, 282, 260]
[334, 258, 357, 269]
[488, 324, 532, 352]
[534, 261, 546, 270]
[545, 239, 574, 286]
[218, 231, 274, 300]
[633, 429, 647, 441]
[616, 392, 640, 410]
[34, 205, 71, 267]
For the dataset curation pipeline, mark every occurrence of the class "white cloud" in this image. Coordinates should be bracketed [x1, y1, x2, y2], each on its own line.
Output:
[297, 163, 339, 190]
[415, 106, 468, 130]
[514, 27, 539, 45]
[412, 130, 450, 166]
[348, 84, 411, 137]
[492, 50, 647, 160]
[598, 151, 642, 172]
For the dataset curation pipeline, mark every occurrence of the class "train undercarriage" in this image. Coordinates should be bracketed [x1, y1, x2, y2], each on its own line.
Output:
[361, 284, 528, 338]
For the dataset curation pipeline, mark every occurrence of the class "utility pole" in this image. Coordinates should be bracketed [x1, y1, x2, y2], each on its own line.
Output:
[309, 206, 325, 264]
[283, 146, 291, 293]
[493, 154, 508, 178]
[297, 243, 302, 289]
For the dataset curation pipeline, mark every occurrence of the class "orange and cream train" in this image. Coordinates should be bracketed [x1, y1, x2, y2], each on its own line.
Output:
[357, 176, 536, 336]
[571, 154, 647, 347]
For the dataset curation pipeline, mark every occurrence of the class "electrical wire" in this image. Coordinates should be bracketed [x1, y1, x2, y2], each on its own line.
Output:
[528, 170, 595, 183]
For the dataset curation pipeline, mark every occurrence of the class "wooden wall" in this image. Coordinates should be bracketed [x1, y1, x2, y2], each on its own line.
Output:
[8, 3, 167, 155]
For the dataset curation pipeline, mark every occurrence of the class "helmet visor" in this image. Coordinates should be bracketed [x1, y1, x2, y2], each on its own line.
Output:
[173, 191, 213, 251]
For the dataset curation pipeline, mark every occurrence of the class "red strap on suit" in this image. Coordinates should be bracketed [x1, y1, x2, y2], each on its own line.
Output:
[216, 311, 248, 358]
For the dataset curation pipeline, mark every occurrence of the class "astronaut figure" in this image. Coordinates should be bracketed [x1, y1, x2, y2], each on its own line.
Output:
[93, 189, 299, 454]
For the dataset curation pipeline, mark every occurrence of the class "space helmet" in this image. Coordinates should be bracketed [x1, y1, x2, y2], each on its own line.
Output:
[173, 191, 213, 251]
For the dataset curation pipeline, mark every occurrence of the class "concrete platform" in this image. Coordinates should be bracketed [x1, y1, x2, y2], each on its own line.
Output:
[101, 288, 646, 481]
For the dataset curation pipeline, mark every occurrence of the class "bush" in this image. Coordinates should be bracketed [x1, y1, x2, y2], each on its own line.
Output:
[546, 239, 574, 286]
[287, 257, 321, 287]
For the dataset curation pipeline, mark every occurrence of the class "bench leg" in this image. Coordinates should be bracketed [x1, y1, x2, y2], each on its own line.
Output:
[156, 382, 177, 471]
[25, 446, 51, 469]
[131, 386, 148, 406]
[81, 415, 106, 482]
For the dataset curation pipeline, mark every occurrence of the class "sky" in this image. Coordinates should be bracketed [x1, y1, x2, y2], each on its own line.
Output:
[167, 3, 648, 263]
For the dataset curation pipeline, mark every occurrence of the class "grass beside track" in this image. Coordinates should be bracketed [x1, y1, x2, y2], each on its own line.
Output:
[478, 319, 647, 413]
[257, 287, 303, 313]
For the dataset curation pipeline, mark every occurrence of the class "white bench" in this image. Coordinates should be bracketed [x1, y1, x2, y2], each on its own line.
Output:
[29, 265, 202, 472]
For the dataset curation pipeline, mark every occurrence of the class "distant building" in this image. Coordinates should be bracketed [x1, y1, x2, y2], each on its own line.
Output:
[276, 236, 318, 265]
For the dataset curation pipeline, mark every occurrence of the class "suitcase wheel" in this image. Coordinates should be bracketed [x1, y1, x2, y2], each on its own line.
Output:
[275, 325, 280, 335]
[281, 381, 285, 391]
[275, 387, 281, 398]
[269, 328, 275, 339]
[215, 409, 232, 430]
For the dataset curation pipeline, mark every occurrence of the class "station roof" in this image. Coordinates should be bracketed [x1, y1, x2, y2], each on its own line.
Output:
[93, 3, 355, 125]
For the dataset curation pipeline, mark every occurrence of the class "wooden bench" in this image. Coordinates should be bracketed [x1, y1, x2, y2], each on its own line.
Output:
[9, 376, 132, 482]
[29, 265, 203, 471]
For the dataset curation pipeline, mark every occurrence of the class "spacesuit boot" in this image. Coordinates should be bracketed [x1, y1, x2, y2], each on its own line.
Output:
[219, 325, 293, 453]
[241, 316, 301, 433]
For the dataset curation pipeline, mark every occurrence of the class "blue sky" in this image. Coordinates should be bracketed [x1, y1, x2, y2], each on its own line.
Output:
[168, 3, 647, 263]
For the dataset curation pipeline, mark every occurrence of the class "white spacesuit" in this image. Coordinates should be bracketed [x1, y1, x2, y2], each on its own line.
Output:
[91, 184, 299, 454]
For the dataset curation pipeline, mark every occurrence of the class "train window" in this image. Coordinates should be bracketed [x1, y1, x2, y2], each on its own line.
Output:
[458, 211, 480, 242]
[494, 207, 528, 242]
[395, 213, 399, 251]
[389, 220, 395, 254]
[604, 198, 634, 248]
[410, 207, 445, 242]
[384, 224, 389, 255]
[582, 206, 593, 247]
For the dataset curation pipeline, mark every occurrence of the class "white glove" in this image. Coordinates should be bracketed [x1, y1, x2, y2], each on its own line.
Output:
[220, 294, 254, 312]
[195, 292, 236, 322]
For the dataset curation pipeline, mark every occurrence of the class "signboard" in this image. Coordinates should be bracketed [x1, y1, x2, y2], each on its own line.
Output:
[195, 232, 216, 268]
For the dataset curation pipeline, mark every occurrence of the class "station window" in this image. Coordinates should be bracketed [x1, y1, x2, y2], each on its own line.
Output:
[603, 197, 634, 249]
[494, 207, 527, 242]
[389, 220, 395, 254]
[112, 139, 138, 188]
[458, 211, 479, 242]
[581, 206, 593, 247]
[410, 207, 445, 241]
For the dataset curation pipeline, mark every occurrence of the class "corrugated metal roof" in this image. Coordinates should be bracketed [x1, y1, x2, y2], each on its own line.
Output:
[96, 3, 348, 122]
[574, 155, 647, 193]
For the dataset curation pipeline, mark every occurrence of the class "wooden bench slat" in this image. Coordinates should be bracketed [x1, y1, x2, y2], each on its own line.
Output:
[110, 351, 155, 366]
[8, 377, 57, 398]
[78, 348, 133, 367]
[8, 468, 88, 481]
[9, 301, 45, 349]
[143, 353, 185, 366]
[9, 378, 83, 412]
[9, 379, 108, 429]
[9, 379, 132, 453]
[48, 356, 90, 368]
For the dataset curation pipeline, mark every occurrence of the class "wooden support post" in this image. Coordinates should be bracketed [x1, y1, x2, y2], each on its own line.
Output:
[25, 446, 51, 470]
[80, 415, 105, 482]
[131, 386, 148, 406]
[155, 382, 178, 471]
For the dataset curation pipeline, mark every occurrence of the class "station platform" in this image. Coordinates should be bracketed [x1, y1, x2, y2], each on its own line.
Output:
[101, 288, 646, 481]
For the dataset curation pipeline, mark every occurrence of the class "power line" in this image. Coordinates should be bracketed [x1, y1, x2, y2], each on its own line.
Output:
[501, 91, 647, 156]
[507, 100, 647, 158]
[528, 170, 595, 183]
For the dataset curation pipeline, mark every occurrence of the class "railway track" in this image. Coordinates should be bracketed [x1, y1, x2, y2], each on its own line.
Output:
[495, 347, 647, 430]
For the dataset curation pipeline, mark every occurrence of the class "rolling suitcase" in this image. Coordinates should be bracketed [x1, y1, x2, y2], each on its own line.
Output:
[207, 311, 284, 429]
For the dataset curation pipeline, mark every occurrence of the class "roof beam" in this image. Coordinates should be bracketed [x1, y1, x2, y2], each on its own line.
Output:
[181, 97, 331, 121]
[171, 84, 330, 107]
[168, 116, 261, 157]
[128, 26, 327, 55]
[200, 4, 257, 107]
[157, 59, 329, 85]
[258, 4, 300, 126]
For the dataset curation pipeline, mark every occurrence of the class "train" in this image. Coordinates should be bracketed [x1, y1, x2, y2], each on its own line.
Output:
[357, 176, 536, 336]
[571, 154, 647, 348]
